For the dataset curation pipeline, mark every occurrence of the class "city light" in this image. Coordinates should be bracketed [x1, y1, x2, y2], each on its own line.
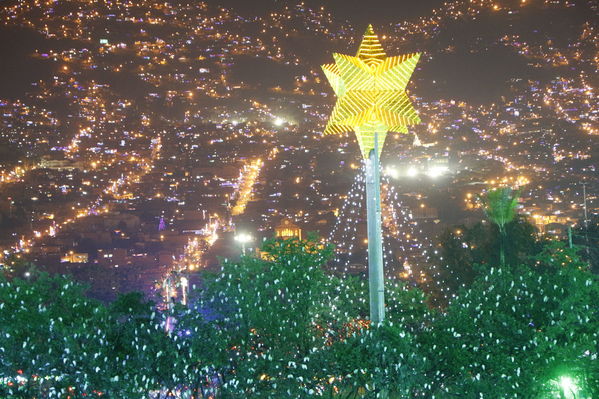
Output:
[407, 166, 419, 178]
[234, 233, 253, 243]
[231, 158, 264, 216]
[426, 165, 449, 178]
[385, 166, 400, 179]
[384, 165, 448, 179]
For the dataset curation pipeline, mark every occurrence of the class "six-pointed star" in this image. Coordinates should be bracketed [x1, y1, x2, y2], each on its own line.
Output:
[322, 25, 421, 159]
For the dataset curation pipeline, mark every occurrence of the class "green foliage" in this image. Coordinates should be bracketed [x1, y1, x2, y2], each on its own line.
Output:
[195, 235, 431, 397]
[197, 236, 343, 397]
[432, 216, 541, 302]
[481, 187, 522, 267]
[572, 214, 599, 274]
[0, 273, 111, 398]
[481, 187, 521, 233]
[424, 241, 599, 398]
[0, 273, 174, 398]
[0, 236, 596, 399]
[325, 323, 428, 398]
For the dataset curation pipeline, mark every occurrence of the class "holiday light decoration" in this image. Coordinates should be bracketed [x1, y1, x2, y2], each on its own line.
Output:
[322, 24, 421, 159]
[328, 166, 433, 283]
[322, 25, 421, 323]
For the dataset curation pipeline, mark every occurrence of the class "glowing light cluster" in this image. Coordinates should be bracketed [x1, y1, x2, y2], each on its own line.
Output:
[231, 158, 264, 216]
[0, 165, 37, 186]
[328, 164, 433, 281]
[322, 25, 421, 159]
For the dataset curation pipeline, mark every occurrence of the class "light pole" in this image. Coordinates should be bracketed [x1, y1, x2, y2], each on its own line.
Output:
[235, 232, 253, 256]
[180, 276, 188, 306]
[164, 275, 174, 333]
[321, 25, 422, 323]
[582, 182, 590, 255]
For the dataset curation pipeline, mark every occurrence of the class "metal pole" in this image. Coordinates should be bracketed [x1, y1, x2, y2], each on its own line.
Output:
[582, 183, 588, 230]
[582, 182, 590, 255]
[568, 225, 573, 249]
[365, 131, 385, 324]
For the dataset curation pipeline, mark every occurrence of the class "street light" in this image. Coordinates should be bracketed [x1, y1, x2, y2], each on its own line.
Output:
[180, 276, 188, 306]
[426, 165, 449, 178]
[406, 166, 419, 178]
[385, 166, 399, 179]
[235, 233, 253, 255]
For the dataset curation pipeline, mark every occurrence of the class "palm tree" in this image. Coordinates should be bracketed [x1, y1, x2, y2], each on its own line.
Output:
[481, 187, 520, 266]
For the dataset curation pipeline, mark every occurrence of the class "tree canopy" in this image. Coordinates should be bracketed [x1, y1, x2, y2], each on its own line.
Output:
[0, 235, 597, 398]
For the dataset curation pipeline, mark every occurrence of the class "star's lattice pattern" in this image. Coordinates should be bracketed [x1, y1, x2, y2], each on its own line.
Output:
[322, 25, 421, 158]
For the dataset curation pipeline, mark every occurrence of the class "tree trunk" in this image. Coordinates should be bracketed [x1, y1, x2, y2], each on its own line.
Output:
[499, 227, 506, 267]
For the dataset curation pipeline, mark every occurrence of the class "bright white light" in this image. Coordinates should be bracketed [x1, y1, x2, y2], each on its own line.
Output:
[274, 117, 285, 126]
[426, 165, 449, 178]
[559, 376, 578, 398]
[406, 166, 418, 177]
[235, 233, 253, 243]
[386, 167, 399, 179]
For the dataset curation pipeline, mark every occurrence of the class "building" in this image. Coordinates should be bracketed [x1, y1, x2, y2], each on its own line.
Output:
[275, 218, 302, 240]
[61, 251, 89, 263]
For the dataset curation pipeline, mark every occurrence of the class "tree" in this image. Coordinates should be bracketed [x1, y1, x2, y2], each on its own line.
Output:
[0, 253, 38, 279]
[105, 292, 179, 398]
[0, 236, 424, 398]
[323, 323, 427, 399]
[174, 304, 230, 399]
[432, 215, 540, 303]
[195, 235, 341, 397]
[0, 273, 174, 398]
[0, 273, 114, 398]
[4, 233, 596, 398]
[481, 187, 520, 266]
[193, 235, 431, 398]
[314, 278, 431, 398]
[572, 214, 599, 275]
[424, 241, 599, 398]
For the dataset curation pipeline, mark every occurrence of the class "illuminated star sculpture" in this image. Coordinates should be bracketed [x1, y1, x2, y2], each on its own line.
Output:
[322, 25, 421, 323]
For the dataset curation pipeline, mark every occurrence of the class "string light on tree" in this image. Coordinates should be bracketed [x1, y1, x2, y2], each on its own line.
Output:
[328, 164, 435, 286]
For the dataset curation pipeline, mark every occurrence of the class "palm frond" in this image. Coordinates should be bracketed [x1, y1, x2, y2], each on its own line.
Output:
[481, 187, 521, 229]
